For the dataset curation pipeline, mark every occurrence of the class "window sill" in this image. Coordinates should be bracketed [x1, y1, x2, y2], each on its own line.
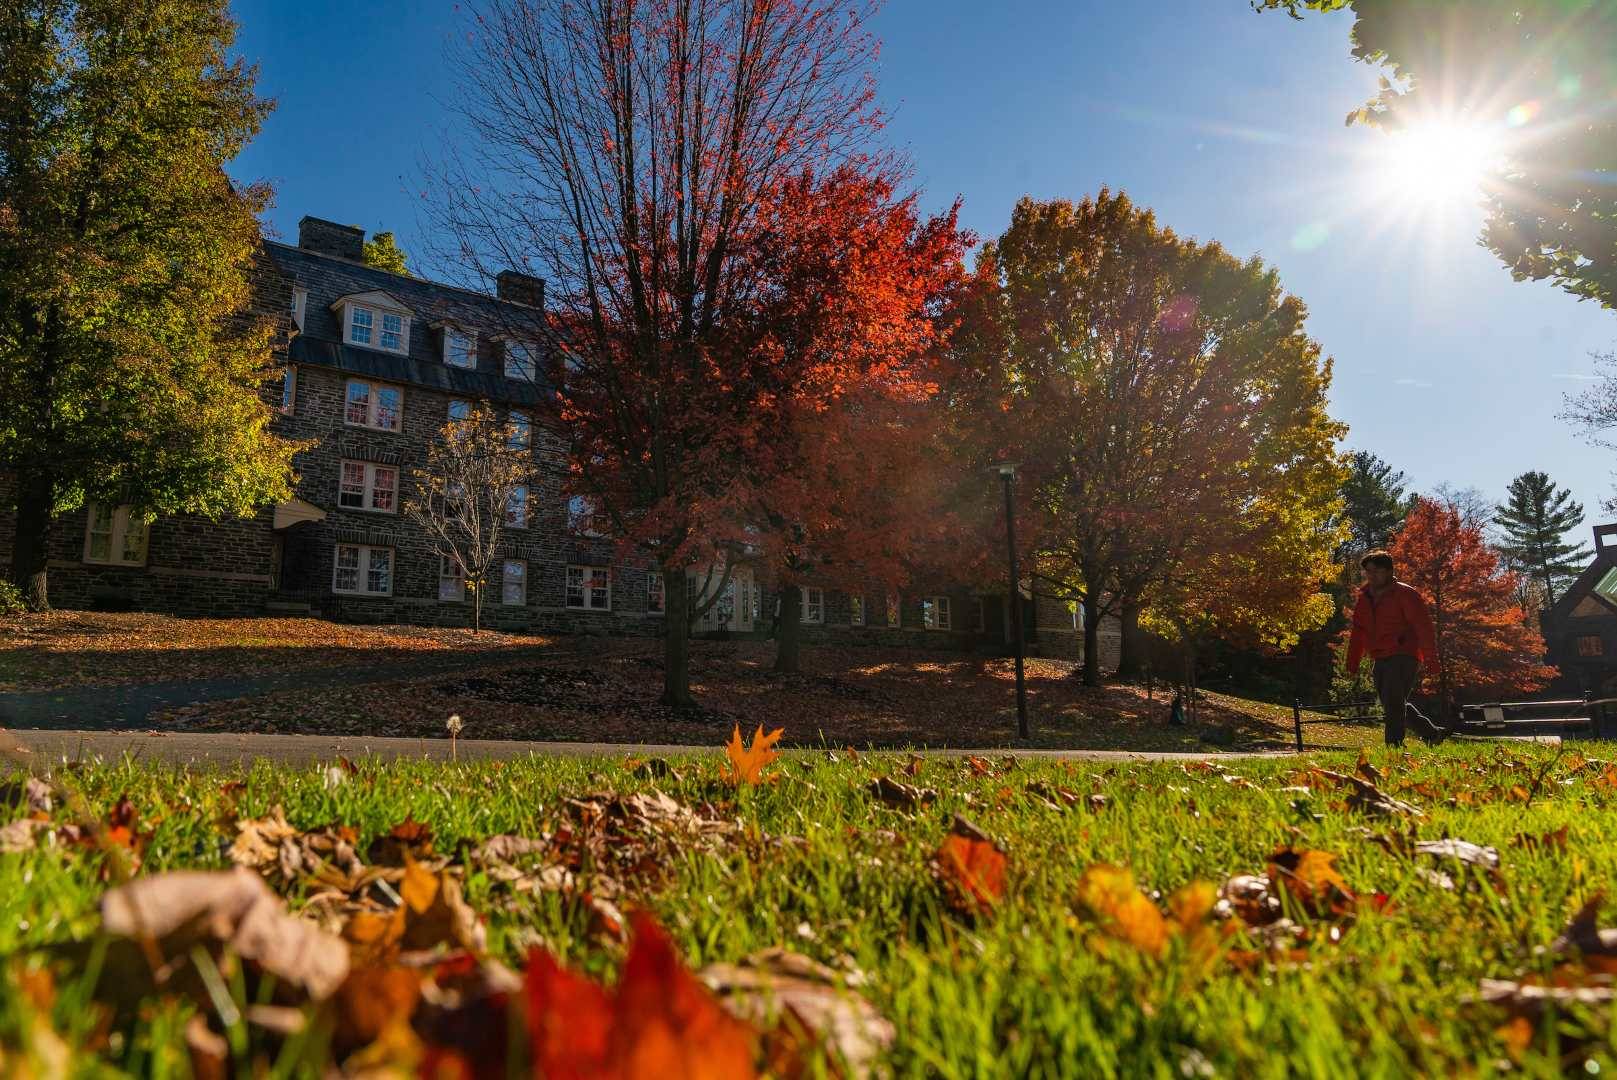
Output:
[82, 559, 148, 568]
[343, 422, 401, 434]
[346, 339, 410, 357]
[336, 507, 399, 516]
[333, 591, 394, 598]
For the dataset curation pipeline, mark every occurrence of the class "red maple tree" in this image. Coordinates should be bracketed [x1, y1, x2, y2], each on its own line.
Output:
[729, 167, 972, 672]
[435, 0, 898, 704]
[1389, 496, 1555, 711]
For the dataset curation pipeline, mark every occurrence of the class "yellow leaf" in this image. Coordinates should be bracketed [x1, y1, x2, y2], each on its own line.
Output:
[1076, 864, 1170, 957]
[723, 724, 784, 786]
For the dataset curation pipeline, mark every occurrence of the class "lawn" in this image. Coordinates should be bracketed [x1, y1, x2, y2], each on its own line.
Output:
[1, 740, 1612, 1076]
[0, 612, 546, 692]
[154, 636, 1373, 751]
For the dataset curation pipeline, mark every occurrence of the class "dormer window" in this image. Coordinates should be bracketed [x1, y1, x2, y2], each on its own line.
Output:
[505, 340, 538, 381]
[443, 327, 477, 369]
[290, 287, 307, 332]
[332, 291, 413, 355]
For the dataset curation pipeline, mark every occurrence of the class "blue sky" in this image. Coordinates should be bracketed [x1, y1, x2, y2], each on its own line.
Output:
[229, 0, 1617, 527]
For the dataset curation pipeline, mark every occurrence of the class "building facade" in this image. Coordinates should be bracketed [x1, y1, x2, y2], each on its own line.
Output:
[1, 216, 1118, 668]
[1542, 523, 1617, 699]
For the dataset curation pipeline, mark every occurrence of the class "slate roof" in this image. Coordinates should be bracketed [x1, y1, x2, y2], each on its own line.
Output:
[266, 241, 555, 405]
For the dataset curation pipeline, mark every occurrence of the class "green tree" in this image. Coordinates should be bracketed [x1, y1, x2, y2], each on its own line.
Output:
[1337, 450, 1409, 555]
[1260, 0, 1617, 310]
[1494, 469, 1591, 605]
[0, 0, 296, 608]
[362, 230, 410, 276]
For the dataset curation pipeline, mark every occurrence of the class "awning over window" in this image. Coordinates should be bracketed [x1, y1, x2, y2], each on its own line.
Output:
[272, 499, 327, 530]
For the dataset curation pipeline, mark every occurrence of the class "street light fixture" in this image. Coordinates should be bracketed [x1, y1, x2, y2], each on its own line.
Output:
[995, 463, 1029, 740]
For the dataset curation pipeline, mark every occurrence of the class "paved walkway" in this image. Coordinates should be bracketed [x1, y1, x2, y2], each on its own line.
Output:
[0, 648, 557, 731]
[0, 728, 1292, 767]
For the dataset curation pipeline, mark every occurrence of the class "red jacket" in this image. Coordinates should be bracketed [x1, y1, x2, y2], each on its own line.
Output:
[1346, 581, 1436, 674]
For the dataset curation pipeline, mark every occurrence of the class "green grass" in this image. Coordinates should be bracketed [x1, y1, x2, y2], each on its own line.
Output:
[3, 743, 1616, 1076]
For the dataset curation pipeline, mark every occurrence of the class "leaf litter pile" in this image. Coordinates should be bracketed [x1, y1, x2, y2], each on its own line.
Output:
[4, 740, 1617, 1075]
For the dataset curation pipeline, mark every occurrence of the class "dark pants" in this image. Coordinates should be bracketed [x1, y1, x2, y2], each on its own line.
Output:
[1373, 654, 1442, 745]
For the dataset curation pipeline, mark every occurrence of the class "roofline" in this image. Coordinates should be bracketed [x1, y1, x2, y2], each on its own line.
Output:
[264, 238, 543, 313]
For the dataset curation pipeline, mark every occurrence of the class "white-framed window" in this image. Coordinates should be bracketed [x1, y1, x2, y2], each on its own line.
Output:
[506, 485, 529, 528]
[973, 597, 987, 632]
[800, 587, 824, 624]
[886, 593, 901, 628]
[568, 494, 604, 537]
[647, 572, 665, 614]
[505, 340, 537, 380]
[338, 460, 398, 513]
[447, 399, 470, 425]
[345, 304, 410, 355]
[567, 565, 611, 610]
[83, 504, 149, 567]
[439, 556, 465, 602]
[849, 594, 865, 626]
[508, 410, 531, 451]
[290, 288, 307, 332]
[333, 544, 393, 596]
[344, 379, 402, 432]
[923, 596, 952, 630]
[501, 559, 526, 606]
[443, 327, 476, 369]
[277, 366, 296, 415]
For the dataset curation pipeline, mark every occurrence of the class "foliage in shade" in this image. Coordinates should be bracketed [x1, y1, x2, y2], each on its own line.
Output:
[433, 0, 897, 706]
[1259, 0, 1617, 310]
[1388, 496, 1555, 710]
[1493, 470, 1590, 606]
[955, 190, 1345, 684]
[360, 230, 410, 276]
[0, 0, 296, 608]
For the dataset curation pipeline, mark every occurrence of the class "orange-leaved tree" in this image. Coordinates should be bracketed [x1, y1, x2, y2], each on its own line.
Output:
[1389, 496, 1555, 712]
[729, 167, 971, 673]
[434, 0, 893, 706]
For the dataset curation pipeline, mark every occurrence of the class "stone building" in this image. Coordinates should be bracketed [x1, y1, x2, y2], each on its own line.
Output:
[1, 216, 1118, 669]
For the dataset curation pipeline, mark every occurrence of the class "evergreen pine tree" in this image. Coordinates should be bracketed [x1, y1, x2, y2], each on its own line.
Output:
[1337, 451, 1410, 555]
[1494, 470, 1592, 605]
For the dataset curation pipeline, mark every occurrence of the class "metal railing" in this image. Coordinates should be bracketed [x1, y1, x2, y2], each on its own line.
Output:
[1290, 699, 1379, 752]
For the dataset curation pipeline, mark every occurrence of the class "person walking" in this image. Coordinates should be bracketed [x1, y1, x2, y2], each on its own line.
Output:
[1346, 550, 1447, 746]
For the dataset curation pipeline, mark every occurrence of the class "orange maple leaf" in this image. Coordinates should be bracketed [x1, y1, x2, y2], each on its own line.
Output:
[936, 832, 1008, 912]
[525, 912, 757, 1079]
[723, 724, 784, 786]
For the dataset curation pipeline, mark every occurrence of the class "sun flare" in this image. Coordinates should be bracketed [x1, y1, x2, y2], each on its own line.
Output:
[1371, 121, 1501, 208]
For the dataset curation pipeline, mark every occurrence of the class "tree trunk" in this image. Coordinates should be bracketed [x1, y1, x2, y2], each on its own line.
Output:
[1081, 593, 1102, 687]
[662, 566, 694, 707]
[11, 469, 53, 611]
[472, 576, 483, 633]
[775, 586, 802, 674]
[1115, 600, 1143, 681]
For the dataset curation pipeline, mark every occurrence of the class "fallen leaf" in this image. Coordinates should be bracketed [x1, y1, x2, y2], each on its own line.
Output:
[1495, 1015, 1534, 1062]
[1413, 838, 1500, 871]
[935, 817, 1007, 914]
[1076, 865, 1170, 957]
[335, 965, 422, 1054]
[1267, 848, 1354, 917]
[724, 724, 784, 786]
[0, 818, 51, 853]
[525, 912, 758, 1078]
[700, 949, 895, 1078]
[867, 776, 937, 810]
[99, 866, 350, 1002]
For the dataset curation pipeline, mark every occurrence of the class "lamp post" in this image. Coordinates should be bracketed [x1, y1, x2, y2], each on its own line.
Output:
[997, 463, 1029, 740]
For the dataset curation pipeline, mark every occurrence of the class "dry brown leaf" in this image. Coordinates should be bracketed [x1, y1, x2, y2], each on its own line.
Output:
[1076, 865, 1171, 957]
[868, 776, 937, 810]
[184, 1015, 228, 1080]
[0, 818, 51, 853]
[700, 949, 895, 1079]
[100, 867, 350, 1001]
[934, 819, 1008, 915]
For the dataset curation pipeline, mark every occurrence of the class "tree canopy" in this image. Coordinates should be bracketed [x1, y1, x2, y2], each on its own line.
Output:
[362, 230, 410, 276]
[958, 190, 1345, 685]
[1337, 451, 1410, 555]
[1261, 0, 1617, 310]
[0, 0, 296, 607]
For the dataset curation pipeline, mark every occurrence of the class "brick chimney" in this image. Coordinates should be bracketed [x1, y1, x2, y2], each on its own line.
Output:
[297, 216, 365, 261]
[496, 270, 545, 308]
